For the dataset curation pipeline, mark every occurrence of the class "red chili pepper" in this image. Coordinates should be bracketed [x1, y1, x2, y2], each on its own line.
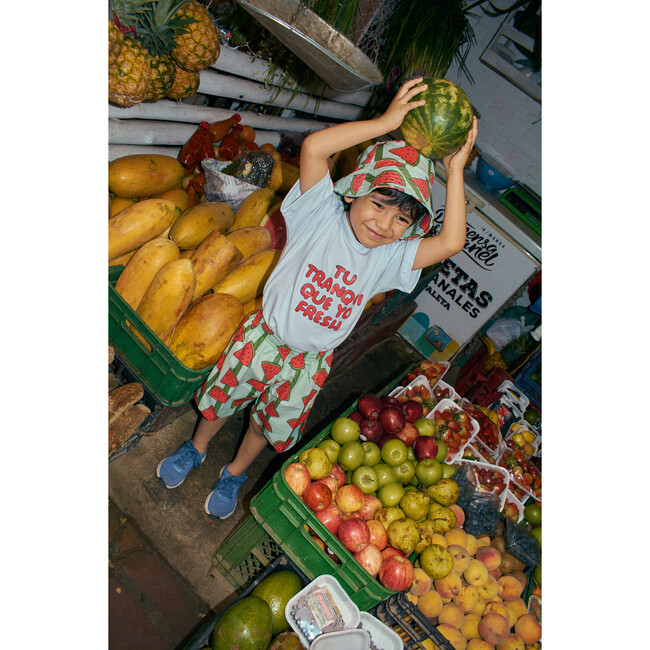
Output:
[178, 121, 211, 169]
[219, 124, 243, 161]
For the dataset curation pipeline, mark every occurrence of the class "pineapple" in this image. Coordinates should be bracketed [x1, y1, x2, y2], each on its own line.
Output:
[171, 0, 220, 72]
[167, 65, 200, 100]
[146, 54, 176, 101]
[109, 20, 124, 66]
[109, 35, 152, 107]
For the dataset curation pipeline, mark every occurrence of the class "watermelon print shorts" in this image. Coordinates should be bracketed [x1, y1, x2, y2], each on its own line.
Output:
[194, 310, 333, 453]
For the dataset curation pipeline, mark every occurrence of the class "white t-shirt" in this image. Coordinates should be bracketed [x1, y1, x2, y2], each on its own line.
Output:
[262, 174, 422, 352]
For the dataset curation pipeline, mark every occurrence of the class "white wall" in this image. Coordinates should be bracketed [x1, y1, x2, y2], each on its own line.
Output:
[444, 9, 542, 196]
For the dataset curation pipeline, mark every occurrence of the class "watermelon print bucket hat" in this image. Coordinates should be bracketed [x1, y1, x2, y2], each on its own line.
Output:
[333, 140, 435, 239]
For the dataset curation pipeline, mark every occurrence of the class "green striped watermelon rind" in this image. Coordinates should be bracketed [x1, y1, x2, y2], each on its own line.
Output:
[400, 78, 473, 160]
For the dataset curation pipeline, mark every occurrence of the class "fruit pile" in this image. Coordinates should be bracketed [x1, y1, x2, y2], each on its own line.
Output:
[401, 360, 450, 388]
[109, 0, 221, 107]
[108, 137, 295, 371]
[431, 402, 478, 461]
[462, 403, 503, 453]
[498, 451, 542, 503]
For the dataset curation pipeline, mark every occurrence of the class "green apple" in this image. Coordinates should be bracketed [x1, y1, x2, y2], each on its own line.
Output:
[415, 458, 444, 486]
[393, 459, 416, 484]
[441, 462, 457, 479]
[377, 481, 406, 507]
[337, 440, 365, 471]
[330, 417, 361, 444]
[381, 438, 408, 467]
[435, 440, 448, 463]
[317, 437, 341, 464]
[351, 465, 379, 494]
[414, 417, 435, 437]
[406, 445, 416, 462]
[374, 463, 396, 488]
[361, 441, 381, 467]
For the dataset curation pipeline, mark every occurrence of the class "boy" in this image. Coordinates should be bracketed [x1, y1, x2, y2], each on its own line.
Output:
[156, 78, 478, 519]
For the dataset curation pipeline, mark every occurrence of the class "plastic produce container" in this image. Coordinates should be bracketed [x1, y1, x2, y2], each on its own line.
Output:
[455, 459, 510, 509]
[426, 398, 479, 463]
[182, 554, 309, 650]
[430, 379, 461, 405]
[249, 403, 397, 611]
[389, 374, 432, 400]
[108, 266, 211, 407]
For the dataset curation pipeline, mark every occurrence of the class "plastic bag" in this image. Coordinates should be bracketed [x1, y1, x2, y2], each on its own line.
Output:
[484, 318, 533, 350]
[201, 159, 259, 213]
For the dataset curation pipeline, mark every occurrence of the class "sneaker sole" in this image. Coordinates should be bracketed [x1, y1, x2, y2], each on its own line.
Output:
[156, 459, 185, 489]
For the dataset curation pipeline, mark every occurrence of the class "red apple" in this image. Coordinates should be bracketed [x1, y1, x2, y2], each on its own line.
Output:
[315, 503, 343, 534]
[381, 396, 401, 408]
[379, 405, 406, 435]
[357, 393, 382, 419]
[337, 517, 370, 553]
[402, 400, 424, 423]
[302, 481, 332, 512]
[284, 462, 311, 496]
[359, 418, 385, 443]
[329, 463, 346, 488]
[355, 494, 383, 521]
[348, 410, 363, 423]
[380, 546, 405, 562]
[354, 543, 383, 576]
[413, 436, 439, 461]
[325, 545, 341, 564]
[394, 421, 419, 447]
[335, 483, 365, 513]
[317, 474, 339, 496]
[366, 519, 388, 550]
[378, 555, 415, 591]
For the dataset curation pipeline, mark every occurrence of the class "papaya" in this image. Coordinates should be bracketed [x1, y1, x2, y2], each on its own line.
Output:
[110, 196, 136, 218]
[169, 202, 234, 250]
[228, 187, 275, 232]
[109, 249, 137, 268]
[109, 154, 185, 198]
[168, 293, 244, 370]
[269, 160, 300, 195]
[251, 569, 304, 635]
[189, 230, 243, 302]
[135, 259, 196, 343]
[211, 595, 272, 650]
[108, 198, 177, 261]
[241, 295, 263, 317]
[226, 226, 272, 262]
[179, 248, 195, 259]
[211, 249, 281, 304]
[153, 187, 190, 212]
[115, 238, 181, 310]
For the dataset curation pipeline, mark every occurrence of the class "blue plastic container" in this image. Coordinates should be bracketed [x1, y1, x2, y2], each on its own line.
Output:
[476, 155, 515, 191]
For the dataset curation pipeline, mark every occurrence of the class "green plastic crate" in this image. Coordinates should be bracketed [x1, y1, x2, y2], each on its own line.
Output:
[108, 266, 211, 407]
[249, 403, 398, 612]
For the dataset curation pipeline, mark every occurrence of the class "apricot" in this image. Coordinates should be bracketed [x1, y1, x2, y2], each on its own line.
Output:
[417, 588, 443, 619]
[478, 612, 510, 645]
[477, 535, 491, 548]
[437, 623, 468, 650]
[439, 602, 465, 629]
[469, 597, 488, 617]
[504, 603, 518, 629]
[484, 601, 510, 620]
[497, 575, 525, 601]
[467, 640, 495, 650]
[445, 528, 468, 549]
[410, 567, 433, 596]
[464, 559, 489, 587]
[465, 533, 478, 556]
[510, 571, 527, 591]
[514, 614, 541, 644]
[478, 576, 499, 600]
[429, 532, 448, 547]
[448, 544, 472, 573]
[509, 597, 528, 619]
[475, 545, 502, 571]
[454, 584, 480, 613]
[495, 633, 525, 650]
[435, 571, 464, 599]
[460, 613, 482, 640]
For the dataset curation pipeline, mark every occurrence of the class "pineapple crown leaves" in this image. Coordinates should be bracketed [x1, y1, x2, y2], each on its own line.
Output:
[109, 0, 156, 33]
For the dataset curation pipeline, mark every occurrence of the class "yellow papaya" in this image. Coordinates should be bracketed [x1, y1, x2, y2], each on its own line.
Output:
[108, 198, 176, 261]
[135, 259, 196, 343]
[242, 296, 264, 317]
[110, 196, 136, 218]
[169, 293, 244, 370]
[115, 238, 181, 310]
[153, 187, 190, 212]
[275, 161, 300, 195]
[228, 187, 275, 232]
[226, 226, 272, 262]
[109, 249, 137, 268]
[211, 249, 281, 304]
[109, 154, 185, 198]
[189, 230, 243, 302]
[169, 202, 234, 250]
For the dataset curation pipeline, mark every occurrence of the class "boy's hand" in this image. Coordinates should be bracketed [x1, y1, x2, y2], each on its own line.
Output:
[381, 77, 428, 133]
[443, 116, 478, 174]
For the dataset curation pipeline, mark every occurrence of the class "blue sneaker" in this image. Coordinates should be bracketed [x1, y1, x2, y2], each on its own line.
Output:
[156, 440, 206, 488]
[204, 465, 248, 519]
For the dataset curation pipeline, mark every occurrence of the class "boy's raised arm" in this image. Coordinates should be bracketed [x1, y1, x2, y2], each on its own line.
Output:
[412, 116, 478, 270]
[298, 79, 429, 194]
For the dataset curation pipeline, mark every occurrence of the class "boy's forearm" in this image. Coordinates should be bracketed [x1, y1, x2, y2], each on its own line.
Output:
[439, 168, 468, 253]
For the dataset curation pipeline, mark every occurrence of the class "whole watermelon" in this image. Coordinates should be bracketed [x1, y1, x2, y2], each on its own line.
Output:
[212, 595, 273, 650]
[400, 78, 473, 160]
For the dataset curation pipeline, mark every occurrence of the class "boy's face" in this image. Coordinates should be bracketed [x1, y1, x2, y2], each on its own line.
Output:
[344, 192, 414, 248]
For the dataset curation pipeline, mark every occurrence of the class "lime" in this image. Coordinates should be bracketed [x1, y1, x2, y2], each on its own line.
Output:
[523, 503, 542, 526]
[523, 409, 540, 426]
